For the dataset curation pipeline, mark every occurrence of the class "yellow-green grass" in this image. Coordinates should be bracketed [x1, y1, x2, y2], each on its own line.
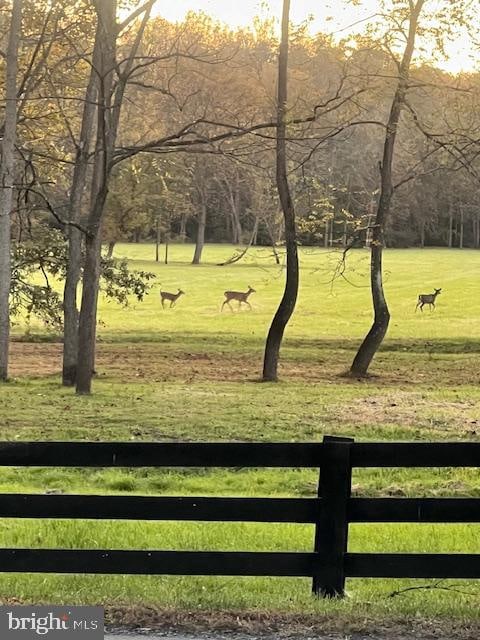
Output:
[2, 244, 480, 625]
[16, 244, 480, 348]
[89, 244, 480, 345]
[0, 520, 477, 622]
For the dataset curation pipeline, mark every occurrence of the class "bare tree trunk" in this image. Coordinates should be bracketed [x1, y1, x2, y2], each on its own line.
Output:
[459, 206, 464, 249]
[265, 221, 281, 264]
[164, 232, 169, 265]
[342, 219, 348, 248]
[106, 241, 115, 258]
[192, 202, 206, 264]
[252, 220, 258, 245]
[179, 214, 187, 242]
[364, 198, 376, 248]
[0, 0, 22, 382]
[76, 0, 153, 394]
[324, 219, 329, 248]
[343, 175, 351, 248]
[233, 177, 242, 244]
[76, 0, 116, 395]
[262, 0, 298, 382]
[420, 221, 425, 247]
[350, 0, 425, 377]
[217, 175, 243, 244]
[271, 244, 281, 265]
[155, 216, 160, 262]
[448, 205, 453, 247]
[76, 229, 102, 393]
[62, 31, 100, 386]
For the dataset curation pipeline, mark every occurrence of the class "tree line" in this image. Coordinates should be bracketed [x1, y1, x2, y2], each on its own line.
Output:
[0, 0, 479, 392]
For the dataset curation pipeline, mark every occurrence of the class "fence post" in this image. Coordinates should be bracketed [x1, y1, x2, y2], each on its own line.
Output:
[312, 435, 354, 598]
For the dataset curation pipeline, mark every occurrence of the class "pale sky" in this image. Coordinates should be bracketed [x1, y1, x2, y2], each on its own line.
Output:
[151, 0, 477, 73]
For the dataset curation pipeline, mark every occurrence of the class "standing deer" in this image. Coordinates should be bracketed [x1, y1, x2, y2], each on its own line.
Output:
[416, 288, 442, 312]
[222, 286, 256, 311]
[160, 288, 185, 309]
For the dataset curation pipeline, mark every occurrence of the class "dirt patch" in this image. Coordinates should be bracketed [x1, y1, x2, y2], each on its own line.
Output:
[10, 342, 63, 377]
[339, 392, 479, 433]
[105, 607, 480, 640]
[8, 342, 480, 388]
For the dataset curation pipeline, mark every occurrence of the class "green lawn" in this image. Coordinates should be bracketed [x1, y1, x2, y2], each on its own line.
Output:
[2, 244, 480, 629]
[100, 244, 480, 346]
[19, 243, 480, 345]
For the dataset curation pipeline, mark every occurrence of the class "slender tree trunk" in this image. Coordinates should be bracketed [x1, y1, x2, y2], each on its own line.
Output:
[448, 205, 453, 247]
[420, 221, 425, 247]
[62, 32, 100, 386]
[324, 219, 329, 248]
[459, 206, 464, 249]
[75, 0, 152, 394]
[252, 219, 258, 245]
[350, 0, 425, 377]
[106, 241, 115, 258]
[343, 175, 351, 248]
[192, 202, 206, 264]
[76, 0, 116, 395]
[164, 233, 169, 265]
[262, 0, 298, 382]
[155, 216, 160, 262]
[179, 214, 187, 242]
[0, 0, 22, 382]
[217, 176, 242, 244]
[76, 227, 103, 394]
[233, 182, 242, 244]
[271, 244, 281, 265]
[265, 222, 281, 264]
[350, 238, 390, 376]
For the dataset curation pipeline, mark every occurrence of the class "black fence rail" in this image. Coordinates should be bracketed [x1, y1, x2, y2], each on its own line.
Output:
[0, 435, 479, 597]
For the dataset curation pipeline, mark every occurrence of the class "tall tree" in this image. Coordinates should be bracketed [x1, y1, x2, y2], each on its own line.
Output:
[262, 0, 299, 381]
[76, 0, 154, 394]
[62, 22, 100, 387]
[0, 0, 22, 381]
[350, 0, 426, 377]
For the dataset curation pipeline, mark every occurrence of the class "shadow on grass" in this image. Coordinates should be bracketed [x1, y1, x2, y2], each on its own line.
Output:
[12, 332, 480, 355]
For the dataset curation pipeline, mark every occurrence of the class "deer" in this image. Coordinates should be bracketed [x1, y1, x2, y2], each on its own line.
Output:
[416, 288, 442, 312]
[160, 288, 185, 309]
[221, 286, 256, 311]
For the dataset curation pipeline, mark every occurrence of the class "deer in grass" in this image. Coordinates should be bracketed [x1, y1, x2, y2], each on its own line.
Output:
[222, 286, 256, 311]
[416, 288, 442, 312]
[160, 288, 185, 309]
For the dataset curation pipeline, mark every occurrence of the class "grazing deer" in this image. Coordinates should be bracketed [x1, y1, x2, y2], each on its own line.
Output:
[416, 288, 442, 312]
[160, 288, 185, 309]
[222, 286, 256, 311]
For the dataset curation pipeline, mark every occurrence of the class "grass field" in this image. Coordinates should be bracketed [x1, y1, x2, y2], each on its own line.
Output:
[2, 244, 480, 631]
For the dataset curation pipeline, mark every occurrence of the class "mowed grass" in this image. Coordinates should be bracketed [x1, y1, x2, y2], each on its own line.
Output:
[2, 244, 480, 625]
[18, 243, 480, 345]
[103, 244, 480, 344]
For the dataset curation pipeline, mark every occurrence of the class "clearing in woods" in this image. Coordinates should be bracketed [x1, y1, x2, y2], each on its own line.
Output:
[1, 245, 479, 634]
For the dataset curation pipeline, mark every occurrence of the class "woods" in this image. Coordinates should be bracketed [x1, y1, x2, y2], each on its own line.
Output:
[0, 0, 479, 390]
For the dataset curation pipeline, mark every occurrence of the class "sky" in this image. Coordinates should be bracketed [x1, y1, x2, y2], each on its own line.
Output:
[150, 0, 477, 74]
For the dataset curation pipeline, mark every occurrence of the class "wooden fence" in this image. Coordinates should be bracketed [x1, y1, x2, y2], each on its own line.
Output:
[0, 435, 479, 597]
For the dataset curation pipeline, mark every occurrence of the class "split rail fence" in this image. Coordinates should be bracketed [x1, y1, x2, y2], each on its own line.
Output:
[0, 435, 478, 596]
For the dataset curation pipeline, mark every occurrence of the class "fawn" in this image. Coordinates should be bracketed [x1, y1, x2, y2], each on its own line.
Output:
[222, 286, 256, 311]
[416, 288, 442, 312]
[160, 288, 185, 309]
